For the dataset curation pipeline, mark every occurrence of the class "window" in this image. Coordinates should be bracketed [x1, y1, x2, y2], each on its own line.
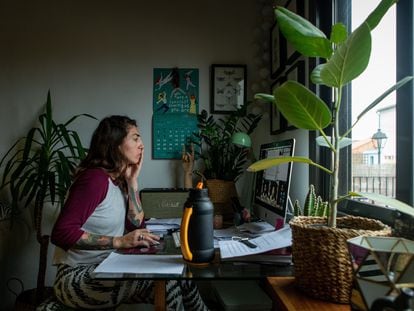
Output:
[310, 0, 414, 206]
[351, 0, 396, 198]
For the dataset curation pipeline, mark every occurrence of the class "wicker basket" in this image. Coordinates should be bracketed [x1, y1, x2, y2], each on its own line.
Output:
[205, 179, 237, 220]
[290, 215, 392, 304]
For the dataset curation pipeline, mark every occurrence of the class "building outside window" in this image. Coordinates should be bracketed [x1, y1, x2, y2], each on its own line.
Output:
[351, 0, 396, 197]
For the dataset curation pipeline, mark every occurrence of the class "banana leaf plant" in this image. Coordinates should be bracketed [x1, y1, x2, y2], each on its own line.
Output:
[249, 0, 414, 227]
[0, 90, 96, 303]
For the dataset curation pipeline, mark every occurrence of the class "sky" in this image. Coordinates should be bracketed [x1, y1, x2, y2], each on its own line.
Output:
[351, 0, 396, 155]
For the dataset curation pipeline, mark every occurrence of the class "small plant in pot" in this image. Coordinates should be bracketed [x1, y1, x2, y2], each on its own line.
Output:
[0, 90, 96, 306]
[191, 101, 262, 219]
[248, 0, 414, 304]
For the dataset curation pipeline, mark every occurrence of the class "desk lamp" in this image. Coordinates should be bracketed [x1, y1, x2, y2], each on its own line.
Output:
[231, 132, 252, 148]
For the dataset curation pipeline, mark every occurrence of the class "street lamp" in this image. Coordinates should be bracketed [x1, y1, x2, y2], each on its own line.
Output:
[371, 128, 387, 164]
[371, 112, 387, 165]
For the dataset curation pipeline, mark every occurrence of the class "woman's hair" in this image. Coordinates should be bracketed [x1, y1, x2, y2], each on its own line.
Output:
[77, 115, 137, 180]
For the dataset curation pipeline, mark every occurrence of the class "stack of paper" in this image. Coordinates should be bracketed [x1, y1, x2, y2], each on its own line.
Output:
[145, 218, 181, 234]
[236, 221, 276, 234]
[93, 253, 185, 276]
[219, 226, 292, 264]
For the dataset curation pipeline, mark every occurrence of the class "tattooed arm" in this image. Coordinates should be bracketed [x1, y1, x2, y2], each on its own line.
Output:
[124, 149, 145, 228]
[73, 228, 159, 249]
[127, 185, 145, 227]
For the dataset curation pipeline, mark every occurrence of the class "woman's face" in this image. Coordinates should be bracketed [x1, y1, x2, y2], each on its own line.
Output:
[119, 126, 144, 164]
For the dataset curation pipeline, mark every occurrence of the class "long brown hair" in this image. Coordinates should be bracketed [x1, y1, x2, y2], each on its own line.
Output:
[77, 115, 137, 188]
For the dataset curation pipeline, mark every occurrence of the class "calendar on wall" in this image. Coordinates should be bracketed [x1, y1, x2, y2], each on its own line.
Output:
[152, 113, 198, 159]
[152, 67, 199, 159]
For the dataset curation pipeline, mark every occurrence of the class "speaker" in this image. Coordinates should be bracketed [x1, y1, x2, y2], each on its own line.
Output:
[140, 188, 190, 218]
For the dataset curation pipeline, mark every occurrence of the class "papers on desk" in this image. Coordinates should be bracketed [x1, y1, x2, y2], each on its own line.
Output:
[237, 221, 276, 234]
[219, 226, 292, 259]
[145, 218, 181, 234]
[93, 252, 185, 276]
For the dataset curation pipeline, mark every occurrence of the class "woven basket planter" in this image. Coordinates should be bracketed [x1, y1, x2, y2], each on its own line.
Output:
[205, 179, 237, 220]
[290, 215, 392, 304]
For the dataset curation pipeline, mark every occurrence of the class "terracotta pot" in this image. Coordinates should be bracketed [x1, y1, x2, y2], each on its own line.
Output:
[205, 179, 237, 221]
[289, 215, 392, 304]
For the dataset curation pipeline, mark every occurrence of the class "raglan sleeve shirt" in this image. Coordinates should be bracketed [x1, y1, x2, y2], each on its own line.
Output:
[51, 168, 109, 251]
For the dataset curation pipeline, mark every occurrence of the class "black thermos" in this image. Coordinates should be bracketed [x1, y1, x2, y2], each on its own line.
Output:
[180, 188, 215, 263]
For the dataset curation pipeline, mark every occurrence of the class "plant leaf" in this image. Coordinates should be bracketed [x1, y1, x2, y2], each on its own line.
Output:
[254, 93, 274, 103]
[275, 6, 332, 58]
[247, 156, 332, 175]
[351, 192, 414, 218]
[274, 81, 331, 130]
[330, 23, 347, 44]
[316, 136, 353, 149]
[310, 64, 324, 85]
[320, 22, 371, 87]
[45, 90, 53, 141]
[356, 76, 414, 122]
[364, 0, 397, 31]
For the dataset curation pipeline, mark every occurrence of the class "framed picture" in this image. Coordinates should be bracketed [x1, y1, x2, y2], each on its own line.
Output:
[283, 0, 305, 64]
[270, 76, 287, 134]
[285, 60, 306, 130]
[211, 64, 247, 114]
[270, 22, 286, 79]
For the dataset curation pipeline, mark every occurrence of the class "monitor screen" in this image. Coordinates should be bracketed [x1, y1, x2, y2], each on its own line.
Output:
[253, 138, 295, 228]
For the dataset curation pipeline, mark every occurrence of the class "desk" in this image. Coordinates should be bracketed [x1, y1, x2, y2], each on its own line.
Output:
[266, 277, 351, 311]
[93, 235, 293, 310]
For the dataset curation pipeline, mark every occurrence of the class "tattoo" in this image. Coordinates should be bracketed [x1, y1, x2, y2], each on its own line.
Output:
[129, 186, 143, 213]
[128, 186, 143, 227]
[74, 232, 114, 250]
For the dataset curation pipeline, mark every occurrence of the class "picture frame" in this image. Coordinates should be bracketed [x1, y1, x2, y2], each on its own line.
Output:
[285, 60, 306, 130]
[270, 22, 286, 79]
[210, 64, 247, 114]
[270, 76, 287, 134]
[283, 0, 305, 65]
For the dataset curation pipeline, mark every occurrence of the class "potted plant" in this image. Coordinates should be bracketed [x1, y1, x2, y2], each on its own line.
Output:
[191, 101, 262, 219]
[248, 0, 414, 303]
[0, 90, 96, 307]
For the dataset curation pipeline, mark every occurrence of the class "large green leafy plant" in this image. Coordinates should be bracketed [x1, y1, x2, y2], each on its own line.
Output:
[192, 102, 262, 182]
[250, 0, 414, 227]
[0, 90, 96, 303]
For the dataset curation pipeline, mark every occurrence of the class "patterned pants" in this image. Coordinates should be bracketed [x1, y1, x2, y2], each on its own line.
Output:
[37, 264, 209, 311]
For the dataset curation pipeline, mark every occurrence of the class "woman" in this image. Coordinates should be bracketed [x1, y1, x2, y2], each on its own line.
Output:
[45, 115, 208, 310]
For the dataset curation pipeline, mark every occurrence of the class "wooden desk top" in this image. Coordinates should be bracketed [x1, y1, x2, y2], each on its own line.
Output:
[266, 277, 351, 311]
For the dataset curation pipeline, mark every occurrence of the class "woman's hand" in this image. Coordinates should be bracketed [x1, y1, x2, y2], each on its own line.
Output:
[113, 228, 160, 249]
[182, 144, 194, 188]
[125, 148, 144, 188]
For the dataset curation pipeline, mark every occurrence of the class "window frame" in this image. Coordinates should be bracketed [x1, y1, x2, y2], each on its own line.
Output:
[309, 0, 414, 207]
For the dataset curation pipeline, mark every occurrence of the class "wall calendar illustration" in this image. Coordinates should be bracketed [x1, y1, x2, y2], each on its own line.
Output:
[152, 68, 199, 159]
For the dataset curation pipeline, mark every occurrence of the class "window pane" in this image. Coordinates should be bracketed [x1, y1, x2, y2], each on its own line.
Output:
[351, 0, 396, 197]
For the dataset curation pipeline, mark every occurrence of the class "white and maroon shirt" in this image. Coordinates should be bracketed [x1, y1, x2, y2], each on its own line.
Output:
[52, 168, 126, 266]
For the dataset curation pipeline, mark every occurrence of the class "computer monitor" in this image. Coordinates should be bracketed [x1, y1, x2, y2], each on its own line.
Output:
[253, 138, 295, 228]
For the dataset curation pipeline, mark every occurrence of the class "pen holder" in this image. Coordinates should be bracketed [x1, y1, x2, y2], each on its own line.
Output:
[180, 188, 215, 264]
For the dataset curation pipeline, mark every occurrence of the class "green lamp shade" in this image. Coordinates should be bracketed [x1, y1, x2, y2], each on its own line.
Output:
[231, 132, 252, 148]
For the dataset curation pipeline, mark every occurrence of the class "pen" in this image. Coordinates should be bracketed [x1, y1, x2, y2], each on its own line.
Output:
[238, 238, 257, 249]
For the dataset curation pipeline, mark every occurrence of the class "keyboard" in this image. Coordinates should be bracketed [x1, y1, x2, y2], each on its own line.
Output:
[172, 231, 181, 248]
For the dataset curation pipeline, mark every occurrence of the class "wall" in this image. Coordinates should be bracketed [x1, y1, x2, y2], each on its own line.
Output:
[0, 0, 309, 309]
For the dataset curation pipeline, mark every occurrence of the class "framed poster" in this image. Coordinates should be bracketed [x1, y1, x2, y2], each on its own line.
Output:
[284, 0, 305, 65]
[211, 64, 247, 114]
[285, 60, 306, 130]
[270, 22, 286, 79]
[270, 76, 287, 135]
